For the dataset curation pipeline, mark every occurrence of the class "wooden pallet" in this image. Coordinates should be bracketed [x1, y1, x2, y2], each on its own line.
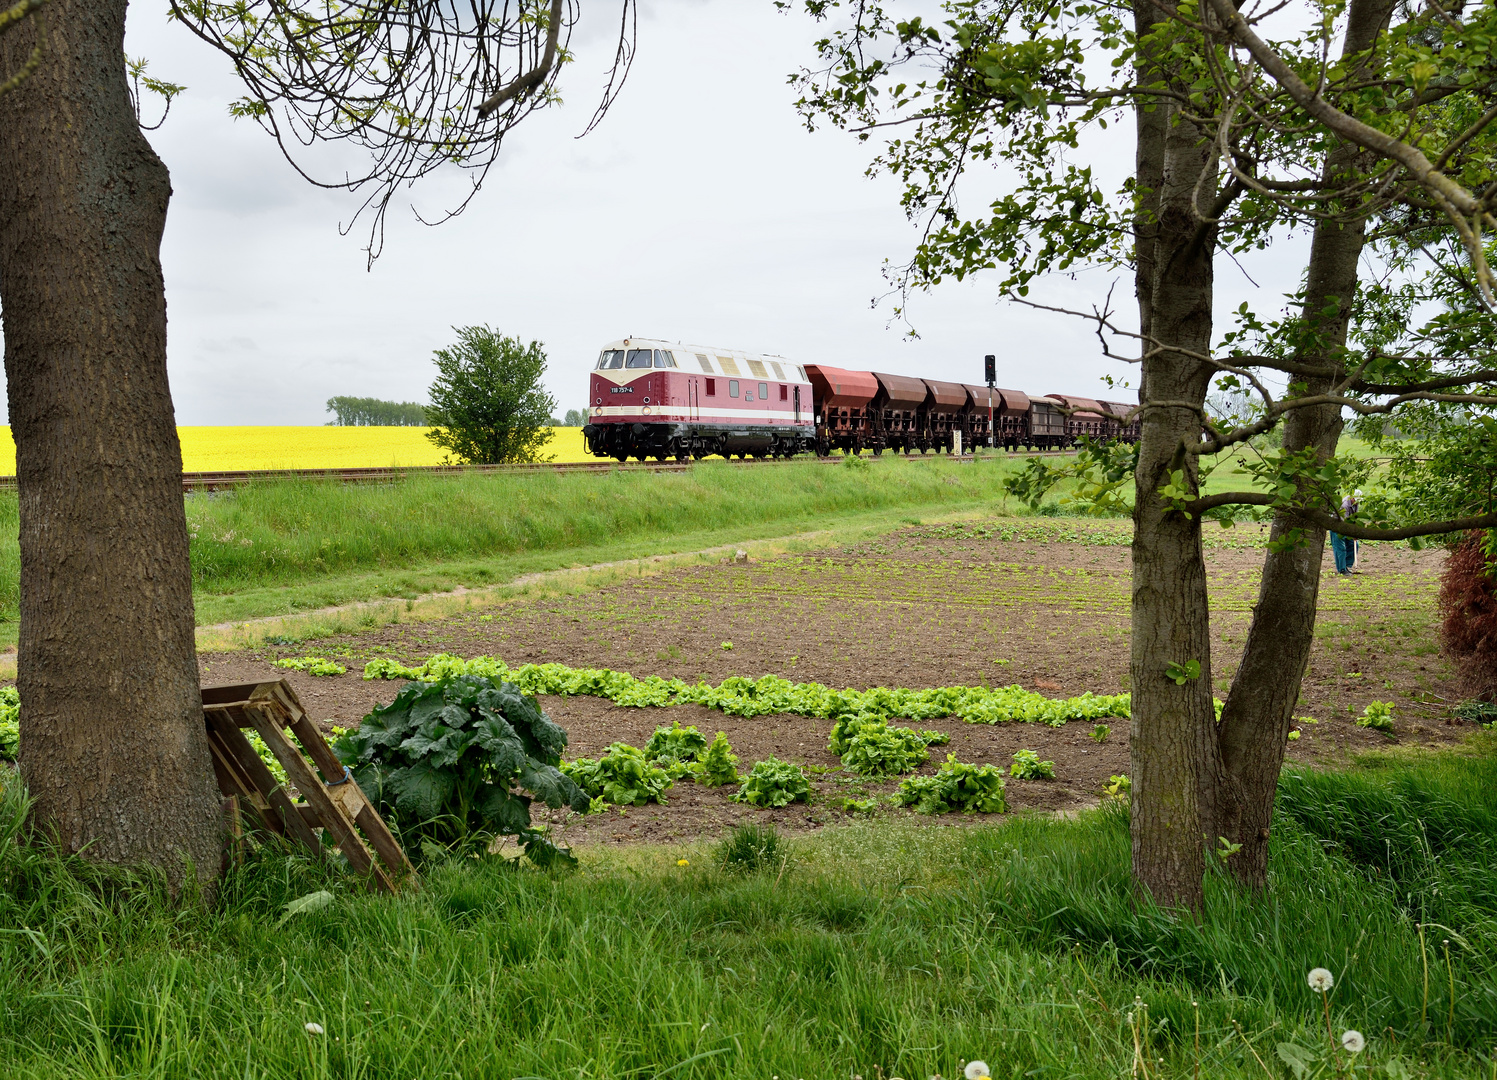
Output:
[202, 679, 413, 893]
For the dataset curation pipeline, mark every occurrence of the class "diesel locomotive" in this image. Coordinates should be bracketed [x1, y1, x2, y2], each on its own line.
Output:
[581, 337, 1138, 462]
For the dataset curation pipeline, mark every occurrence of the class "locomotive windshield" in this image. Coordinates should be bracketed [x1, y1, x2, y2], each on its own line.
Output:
[625, 349, 654, 368]
[596, 350, 624, 369]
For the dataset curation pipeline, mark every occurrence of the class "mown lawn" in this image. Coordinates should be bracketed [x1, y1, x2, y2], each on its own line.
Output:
[1, 738, 1494, 1078]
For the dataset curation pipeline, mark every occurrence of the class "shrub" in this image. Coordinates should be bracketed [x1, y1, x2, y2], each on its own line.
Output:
[1439, 530, 1497, 700]
[561, 743, 674, 806]
[644, 721, 707, 765]
[896, 754, 1007, 814]
[333, 674, 588, 865]
[1010, 749, 1056, 779]
[714, 822, 784, 873]
[732, 757, 810, 808]
[690, 731, 739, 787]
[0, 686, 16, 761]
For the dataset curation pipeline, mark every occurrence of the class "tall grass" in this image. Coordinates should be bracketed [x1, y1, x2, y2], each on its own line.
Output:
[180, 458, 1012, 596]
[2, 746, 1495, 1078]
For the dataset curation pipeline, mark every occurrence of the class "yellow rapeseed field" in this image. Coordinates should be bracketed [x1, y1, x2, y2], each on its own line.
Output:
[0, 426, 592, 475]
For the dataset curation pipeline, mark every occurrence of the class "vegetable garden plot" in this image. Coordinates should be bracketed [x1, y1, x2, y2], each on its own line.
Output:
[196, 519, 1467, 844]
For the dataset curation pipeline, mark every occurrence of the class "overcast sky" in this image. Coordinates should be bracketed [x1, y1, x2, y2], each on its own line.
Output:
[6, 0, 1309, 424]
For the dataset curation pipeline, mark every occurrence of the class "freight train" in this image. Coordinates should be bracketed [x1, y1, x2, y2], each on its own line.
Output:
[581, 337, 1139, 462]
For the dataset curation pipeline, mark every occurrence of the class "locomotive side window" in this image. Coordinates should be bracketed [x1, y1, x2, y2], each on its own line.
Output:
[718, 356, 742, 376]
[779, 384, 788, 401]
[696, 353, 713, 373]
[598, 350, 624, 370]
[758, 382, 769, 400]
[705, 378, 716, 395]
[626, 349, 654, 369]
[654, 350, 677, 369]
[747, 359, 768, 378]
[729, 380, 740, 397]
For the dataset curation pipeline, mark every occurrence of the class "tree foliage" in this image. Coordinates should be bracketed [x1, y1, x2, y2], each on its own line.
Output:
[425, 327, 556, 464]
[325, 396, 427, 427]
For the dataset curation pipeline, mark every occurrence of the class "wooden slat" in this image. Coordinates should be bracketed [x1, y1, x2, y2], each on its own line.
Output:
[205, 708, 321, 852]
[242, 701, 394, 894]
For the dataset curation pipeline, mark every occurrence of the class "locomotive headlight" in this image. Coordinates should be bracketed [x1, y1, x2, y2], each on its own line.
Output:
[642, 406, 653, 415]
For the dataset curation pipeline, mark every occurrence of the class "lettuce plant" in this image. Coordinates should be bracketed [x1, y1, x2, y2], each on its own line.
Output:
[690, 732, 739, 787]
[896, 755, 1007, 815]
[732, 758, 810, 808]
[562, 743, 674, 806]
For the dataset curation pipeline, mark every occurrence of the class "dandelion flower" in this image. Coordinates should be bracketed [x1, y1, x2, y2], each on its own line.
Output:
[304, 1022, 325, 1036]
[1341, 1030, 1365, 1053]
[677, 859, 689, 867]
[1307, 968, 1334, 992]
[964, 1062, 991, 1080]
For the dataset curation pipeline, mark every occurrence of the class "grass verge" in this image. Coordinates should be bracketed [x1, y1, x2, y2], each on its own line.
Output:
[1, 739, 1493, 1078]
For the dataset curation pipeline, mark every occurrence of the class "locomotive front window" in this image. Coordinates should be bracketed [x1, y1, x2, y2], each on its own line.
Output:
[729, 380, 740, 398]
[626, 349, 654, 369]
[597, 350, 624, 370]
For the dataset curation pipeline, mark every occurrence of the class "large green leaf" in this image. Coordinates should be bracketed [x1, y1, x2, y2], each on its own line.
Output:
[476, 785, 532, 835]
[519, 762, 587, 811]
[388, 760, 456, 821]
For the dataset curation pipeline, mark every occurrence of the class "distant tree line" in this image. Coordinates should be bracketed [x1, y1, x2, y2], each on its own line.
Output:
[325, 396, 428, 426]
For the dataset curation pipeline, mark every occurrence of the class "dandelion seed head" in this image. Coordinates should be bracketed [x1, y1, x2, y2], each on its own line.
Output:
[304, 1022, 324, 1036]
[964, 1061, 990, 1080]
[1307, 967, 1334, 992]
[1341, 1030, 1365, 1053]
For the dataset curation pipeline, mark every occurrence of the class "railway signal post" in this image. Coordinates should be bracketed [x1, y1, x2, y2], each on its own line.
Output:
[984, 354, 997, 448]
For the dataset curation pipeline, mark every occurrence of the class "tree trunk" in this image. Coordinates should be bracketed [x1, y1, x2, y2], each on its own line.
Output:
[1129, 18, 1220, 909]
[1210, 0, 1395, 888]
[0, 0, 222, 887]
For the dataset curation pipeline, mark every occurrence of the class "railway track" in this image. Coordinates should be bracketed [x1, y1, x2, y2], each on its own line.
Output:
[0, 449, 1073, 493]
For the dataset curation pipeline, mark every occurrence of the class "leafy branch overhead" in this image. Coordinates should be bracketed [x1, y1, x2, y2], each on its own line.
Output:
[790, 0, 1497, 543]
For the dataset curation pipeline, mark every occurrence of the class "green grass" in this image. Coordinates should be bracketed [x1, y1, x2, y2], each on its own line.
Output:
[2, 740, 1496, 1078]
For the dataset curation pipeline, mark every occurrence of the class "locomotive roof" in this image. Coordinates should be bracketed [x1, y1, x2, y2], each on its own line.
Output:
[600, 338, 802, 371]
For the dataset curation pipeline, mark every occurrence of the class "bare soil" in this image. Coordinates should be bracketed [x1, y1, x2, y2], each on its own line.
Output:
[200, 518, 1468, 848]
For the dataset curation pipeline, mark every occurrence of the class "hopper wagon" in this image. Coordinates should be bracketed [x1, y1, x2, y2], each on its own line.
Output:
[582, 337, 1139, 461]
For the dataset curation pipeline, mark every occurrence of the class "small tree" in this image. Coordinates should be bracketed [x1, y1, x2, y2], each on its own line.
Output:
[562, 408, 586, 427]
[425, 328, 556, 464]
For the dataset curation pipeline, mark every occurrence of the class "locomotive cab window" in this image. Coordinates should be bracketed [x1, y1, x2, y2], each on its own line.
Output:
[625, 349, 655, 369]
[729, 380, 740, 398]
[654, 350, 677, 369]
[758, 383, 769, 400]
[597, 350, 624, 369]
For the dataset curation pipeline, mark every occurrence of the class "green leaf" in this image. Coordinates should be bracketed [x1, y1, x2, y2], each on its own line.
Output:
[276, 890, 334, 928]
